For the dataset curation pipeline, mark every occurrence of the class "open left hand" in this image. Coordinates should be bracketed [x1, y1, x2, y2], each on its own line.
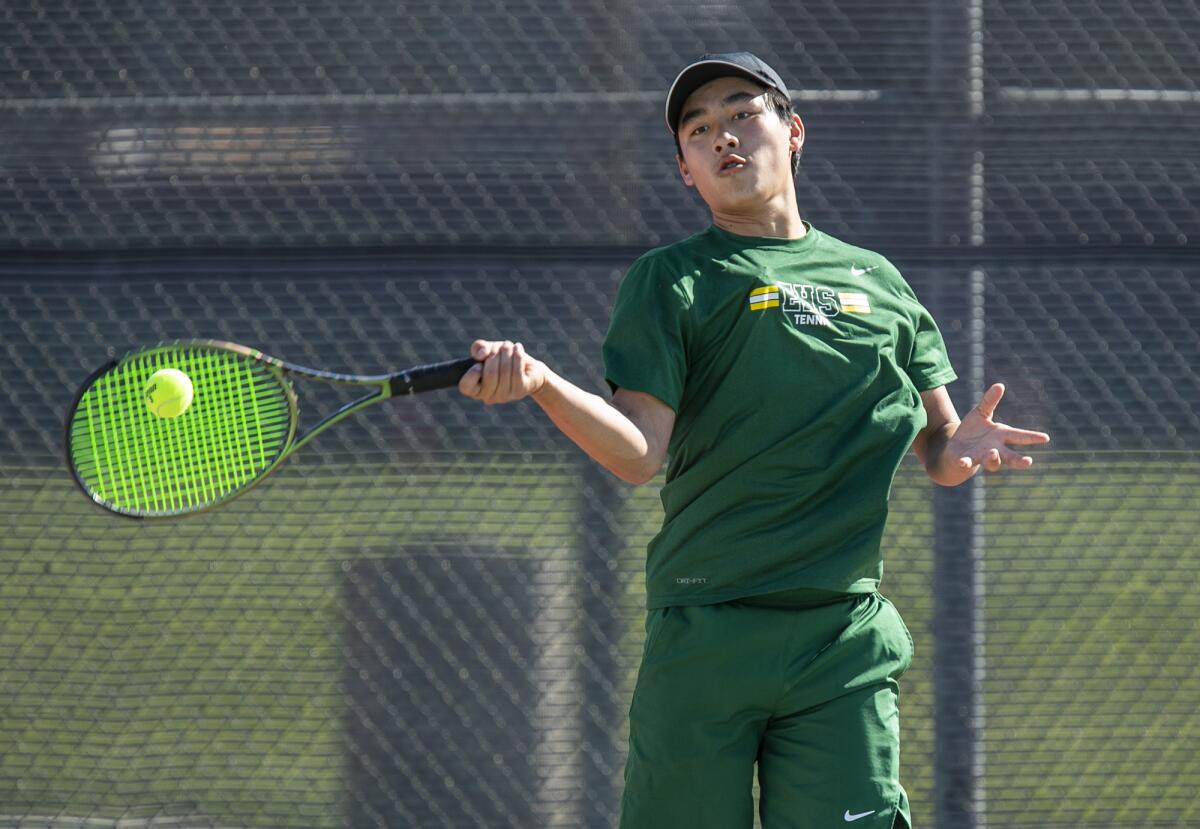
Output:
[945, 383, 1050, 475]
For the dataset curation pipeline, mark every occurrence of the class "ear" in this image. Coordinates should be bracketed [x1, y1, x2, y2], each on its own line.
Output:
[677, 153, 695, 188]
[789, 113, 806, 155]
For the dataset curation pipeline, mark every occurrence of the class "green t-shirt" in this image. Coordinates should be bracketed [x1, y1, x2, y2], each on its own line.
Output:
[603, 221, 958, 609]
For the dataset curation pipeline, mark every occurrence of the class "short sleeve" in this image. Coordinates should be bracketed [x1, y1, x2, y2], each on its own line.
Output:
[906, 301, 958, 391]
[602, 257, 691, 412]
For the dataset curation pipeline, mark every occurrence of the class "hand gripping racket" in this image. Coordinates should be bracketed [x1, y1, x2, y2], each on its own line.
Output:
[65, 340, 477, 519]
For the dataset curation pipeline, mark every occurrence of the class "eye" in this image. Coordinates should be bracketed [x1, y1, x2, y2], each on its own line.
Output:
[690, 124, 708, 137]
[734, 111, 751, 120]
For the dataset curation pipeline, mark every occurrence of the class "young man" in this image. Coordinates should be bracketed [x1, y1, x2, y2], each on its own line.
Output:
[458, 52, 1049, 829]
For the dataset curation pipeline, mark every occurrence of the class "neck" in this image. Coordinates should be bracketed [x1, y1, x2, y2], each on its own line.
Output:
[710, 189, 806, 239]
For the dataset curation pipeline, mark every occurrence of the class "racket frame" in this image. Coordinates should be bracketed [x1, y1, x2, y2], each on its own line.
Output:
[65, 339, 473, 519]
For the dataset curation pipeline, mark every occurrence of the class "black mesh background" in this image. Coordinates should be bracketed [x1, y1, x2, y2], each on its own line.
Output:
[2, 1, 1199, 828]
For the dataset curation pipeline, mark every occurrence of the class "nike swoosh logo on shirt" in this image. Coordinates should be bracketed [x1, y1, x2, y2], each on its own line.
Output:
[850, 265, 878, 277]
[844, 809, 877, 822]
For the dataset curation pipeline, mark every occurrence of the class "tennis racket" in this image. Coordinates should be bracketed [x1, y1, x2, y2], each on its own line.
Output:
[65, 339, 477, 519]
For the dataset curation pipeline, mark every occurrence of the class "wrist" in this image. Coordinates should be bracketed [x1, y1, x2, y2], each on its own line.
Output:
[925, 421, 968, 484]
[529, 364, 553, 401]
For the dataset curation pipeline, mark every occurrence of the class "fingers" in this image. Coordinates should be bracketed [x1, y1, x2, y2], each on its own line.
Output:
[969, 445, 1035, 473]
[479, 341, 507, 401]
[992, 424, 1049, 470]
[495, 340, 515, 400]
[986, 447, 1021, 472]
[459, 340, 531, 404]
[514, 342, 535, 392]
[974, 382, 1005, 420]
[996, 446, 1034, 470]
[470, 339, 505, 362]
[457, 362, 484, 397]
[999, 425, 1051, 445]
[461, 340, 501, 399]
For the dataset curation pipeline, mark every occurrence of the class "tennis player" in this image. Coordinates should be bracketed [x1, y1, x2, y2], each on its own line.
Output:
[458, 51, 1050, 829]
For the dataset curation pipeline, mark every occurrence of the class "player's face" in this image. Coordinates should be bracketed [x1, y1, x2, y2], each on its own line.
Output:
[675, 77, 804, 213]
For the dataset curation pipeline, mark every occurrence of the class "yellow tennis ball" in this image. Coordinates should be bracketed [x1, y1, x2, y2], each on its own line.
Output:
[145, 368, 194, 418]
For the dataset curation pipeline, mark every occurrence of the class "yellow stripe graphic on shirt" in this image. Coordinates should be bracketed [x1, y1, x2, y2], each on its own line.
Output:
[748, 285, 780, 311]
[839, 291, 871, 314]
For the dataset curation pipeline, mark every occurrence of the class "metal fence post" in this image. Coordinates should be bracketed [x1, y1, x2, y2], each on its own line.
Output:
[932, 268, 987, 829]
[577, 460, 626, 828]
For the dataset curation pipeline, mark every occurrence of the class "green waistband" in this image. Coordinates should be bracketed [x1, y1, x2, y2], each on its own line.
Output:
[733, 586, 859, 609]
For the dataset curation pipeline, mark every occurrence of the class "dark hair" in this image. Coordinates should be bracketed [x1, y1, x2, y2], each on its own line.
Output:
[674, 85, 802, 177]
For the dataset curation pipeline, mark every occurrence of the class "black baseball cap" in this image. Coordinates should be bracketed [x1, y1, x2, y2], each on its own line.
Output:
[665, 52, 791, 134]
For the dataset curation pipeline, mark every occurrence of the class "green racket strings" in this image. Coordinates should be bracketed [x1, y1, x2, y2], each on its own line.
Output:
[68, 346, 293, 516]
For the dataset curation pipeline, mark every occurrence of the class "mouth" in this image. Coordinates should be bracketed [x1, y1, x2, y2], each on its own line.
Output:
[718, 155, 748, 174]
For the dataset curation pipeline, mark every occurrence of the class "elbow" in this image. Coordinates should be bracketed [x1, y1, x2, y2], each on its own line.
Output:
[613, 466, 657, 486]
[622, 470, 658, 486]
[611, 455, 664, 486]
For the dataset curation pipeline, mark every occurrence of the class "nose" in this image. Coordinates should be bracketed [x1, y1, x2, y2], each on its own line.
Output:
[713, 131, 739, 153]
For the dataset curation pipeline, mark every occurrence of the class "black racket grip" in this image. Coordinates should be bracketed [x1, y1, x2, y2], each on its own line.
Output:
[390, 357, 480, 396]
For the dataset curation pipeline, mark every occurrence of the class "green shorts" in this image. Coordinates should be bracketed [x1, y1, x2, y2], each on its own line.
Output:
[619, 589, 915, 829]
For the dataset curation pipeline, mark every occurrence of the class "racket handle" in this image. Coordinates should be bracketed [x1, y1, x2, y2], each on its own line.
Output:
[390, 357, 480, 396]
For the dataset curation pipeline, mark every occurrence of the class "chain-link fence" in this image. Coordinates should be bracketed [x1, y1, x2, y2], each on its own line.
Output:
[2, 1, 1199, 828]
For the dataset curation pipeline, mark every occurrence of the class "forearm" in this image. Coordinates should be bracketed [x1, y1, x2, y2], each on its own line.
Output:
[531, 369, 663, 484]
